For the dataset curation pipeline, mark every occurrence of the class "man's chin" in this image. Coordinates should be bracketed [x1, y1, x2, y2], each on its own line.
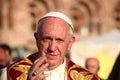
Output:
[47, 60, 60, 70]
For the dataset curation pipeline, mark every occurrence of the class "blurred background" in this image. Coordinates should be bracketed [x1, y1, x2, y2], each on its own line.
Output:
[0, 0, 120, 79]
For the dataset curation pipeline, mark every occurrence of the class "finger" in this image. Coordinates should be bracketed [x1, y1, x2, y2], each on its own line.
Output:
[28, 57, 47, 80]
[36, 74, 49, 80]
[37, 62, 49, 75]
[32, 57, 46, 72]
[36, 63, 49, 80]
[30, 63, 49, 80]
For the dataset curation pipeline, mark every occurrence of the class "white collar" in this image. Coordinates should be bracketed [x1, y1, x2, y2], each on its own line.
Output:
[44, 58, 67, 80]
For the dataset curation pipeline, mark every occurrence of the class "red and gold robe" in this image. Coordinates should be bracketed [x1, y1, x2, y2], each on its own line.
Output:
[7, 53, 98, 80]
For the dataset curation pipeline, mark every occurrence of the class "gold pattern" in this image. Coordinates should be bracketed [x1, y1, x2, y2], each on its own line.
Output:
[8, 58, 32, 80]
[84, 75, 93, 80]
[68, 64, 87, 72]
[70, 70, 93, 80]
[68, 64, 93, 80]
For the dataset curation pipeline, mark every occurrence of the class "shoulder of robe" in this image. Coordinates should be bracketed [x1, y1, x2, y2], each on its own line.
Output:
[7, 52, 39, 80]
[67, 59, 99, 80]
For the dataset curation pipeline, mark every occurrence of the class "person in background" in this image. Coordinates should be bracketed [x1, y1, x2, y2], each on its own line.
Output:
[7, 11, 99, 80]
[85, 57, 103, 80]
[0, 44, 12, 80]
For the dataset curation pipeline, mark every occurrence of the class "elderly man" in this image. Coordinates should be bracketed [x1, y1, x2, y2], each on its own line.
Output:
[85, 58, 103, 80]
[7, 12, 98, 80]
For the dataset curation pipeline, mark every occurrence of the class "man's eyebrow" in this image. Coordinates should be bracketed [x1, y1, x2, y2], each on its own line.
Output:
[56, 38, 64, 41]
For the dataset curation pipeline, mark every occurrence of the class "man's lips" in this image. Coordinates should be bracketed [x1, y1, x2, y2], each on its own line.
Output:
[46, 53, 58, 59]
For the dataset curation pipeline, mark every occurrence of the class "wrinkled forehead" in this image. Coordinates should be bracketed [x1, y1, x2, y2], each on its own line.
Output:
[36, 17, 71, 40]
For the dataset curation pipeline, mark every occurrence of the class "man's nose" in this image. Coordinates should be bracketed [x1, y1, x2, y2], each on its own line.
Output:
[48, 41, 57, 52]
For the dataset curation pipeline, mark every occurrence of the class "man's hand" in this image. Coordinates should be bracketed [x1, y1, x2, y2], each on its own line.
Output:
[28, 57, 49, 80]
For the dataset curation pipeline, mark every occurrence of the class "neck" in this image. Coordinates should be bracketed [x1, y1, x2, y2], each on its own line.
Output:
[47, 58, 65, 70]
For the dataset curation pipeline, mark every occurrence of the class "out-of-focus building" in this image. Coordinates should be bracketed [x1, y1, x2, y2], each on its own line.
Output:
[0, 0, 119, 48]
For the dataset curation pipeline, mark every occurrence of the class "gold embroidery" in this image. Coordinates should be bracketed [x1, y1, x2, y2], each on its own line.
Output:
[68, 65, 79, 72]
[84, 75, 93, 80]
[68, 64, 87, 72]
[68, 64, 93, 80]
[70, 70, 93, 80]
[8, 58, 32, 80]
[13, 65, 31, 80]
[70, 70, 84, 80]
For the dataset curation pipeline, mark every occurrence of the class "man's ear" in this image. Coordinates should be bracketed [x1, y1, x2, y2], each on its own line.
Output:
[34, 32, 39, 48]
[67, 36, 75, 52]
[34, 32, 37, 40]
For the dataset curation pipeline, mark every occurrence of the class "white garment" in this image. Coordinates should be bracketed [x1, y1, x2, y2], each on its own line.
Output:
[0, 67, 7, 80]
[44, 58, 67, 80]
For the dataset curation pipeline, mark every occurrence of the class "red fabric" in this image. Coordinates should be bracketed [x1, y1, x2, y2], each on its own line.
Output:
[7, 53, 99, 80]
[9, 68, 22, 80]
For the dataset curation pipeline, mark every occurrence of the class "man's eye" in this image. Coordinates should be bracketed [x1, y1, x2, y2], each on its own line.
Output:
[43, 37, 51, 42]
[56, 39, 64, 43]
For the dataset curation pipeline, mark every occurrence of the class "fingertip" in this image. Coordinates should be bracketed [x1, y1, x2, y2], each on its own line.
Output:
[34, 58, 40, 63]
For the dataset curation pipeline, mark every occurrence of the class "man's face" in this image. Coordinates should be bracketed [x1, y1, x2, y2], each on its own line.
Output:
[86, 59, 99, 75]
[0, 48, 11, 69]
[35, 17, 74, 69]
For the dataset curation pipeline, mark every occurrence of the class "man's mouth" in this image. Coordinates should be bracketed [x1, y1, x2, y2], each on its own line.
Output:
[46, 53, 58, 60]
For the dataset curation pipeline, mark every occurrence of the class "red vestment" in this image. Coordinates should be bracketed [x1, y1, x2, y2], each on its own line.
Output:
[7, 53, 98, 80]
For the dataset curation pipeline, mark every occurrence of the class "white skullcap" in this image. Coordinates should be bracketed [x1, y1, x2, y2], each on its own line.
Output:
[39, 11, 74, 30]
